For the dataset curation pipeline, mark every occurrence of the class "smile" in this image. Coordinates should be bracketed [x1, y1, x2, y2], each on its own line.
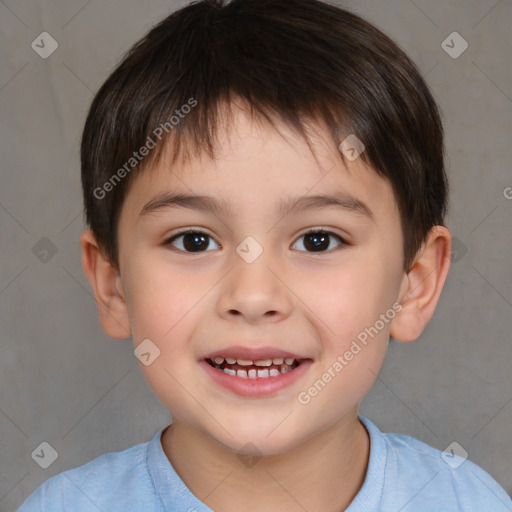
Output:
[201, 355, 312, 397]
[206, 356, 300, 378]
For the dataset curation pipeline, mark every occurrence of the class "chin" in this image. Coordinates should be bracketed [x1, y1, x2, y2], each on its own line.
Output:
[205, 420, 309, 458]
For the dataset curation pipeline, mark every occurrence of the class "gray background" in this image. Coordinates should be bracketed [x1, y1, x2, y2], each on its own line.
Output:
[1, 0, 511, 510]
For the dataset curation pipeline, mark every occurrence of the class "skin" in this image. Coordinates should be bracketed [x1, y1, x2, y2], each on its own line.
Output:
[81, 102, 451, 511]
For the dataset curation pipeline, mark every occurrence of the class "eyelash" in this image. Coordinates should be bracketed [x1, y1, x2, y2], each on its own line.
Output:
[163, 227, 348, 254]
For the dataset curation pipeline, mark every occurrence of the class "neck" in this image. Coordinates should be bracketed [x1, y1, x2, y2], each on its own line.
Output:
[161, 409, 370, 512]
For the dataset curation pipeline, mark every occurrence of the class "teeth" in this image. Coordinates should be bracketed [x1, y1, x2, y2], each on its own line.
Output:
[212, 357, 296, 366]
[254, 359, 272, 367]
[219, 363, 297, 378]
[211, 355, 301, 379]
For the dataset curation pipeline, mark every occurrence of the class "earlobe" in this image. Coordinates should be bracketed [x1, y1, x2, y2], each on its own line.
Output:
[390, 226, 452, 342]
[80, 229, 132, 339]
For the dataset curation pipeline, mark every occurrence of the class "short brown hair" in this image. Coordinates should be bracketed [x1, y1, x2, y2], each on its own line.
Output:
[81, 0, 448, 272]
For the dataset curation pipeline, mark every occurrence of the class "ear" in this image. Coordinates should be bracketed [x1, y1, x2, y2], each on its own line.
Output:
[80, 229, 131, 339]
[390, 226, 452, 342]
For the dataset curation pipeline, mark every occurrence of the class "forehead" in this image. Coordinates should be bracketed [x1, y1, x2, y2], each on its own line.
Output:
[121, 105, 399, 226]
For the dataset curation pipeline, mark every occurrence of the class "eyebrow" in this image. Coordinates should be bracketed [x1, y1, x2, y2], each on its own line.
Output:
[139, 192, 374, 220]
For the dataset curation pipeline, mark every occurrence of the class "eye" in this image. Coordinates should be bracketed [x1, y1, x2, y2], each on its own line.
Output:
[164, 228, 347, 254]
[292, 228, 347, 253]
[164, 230, 220, 253]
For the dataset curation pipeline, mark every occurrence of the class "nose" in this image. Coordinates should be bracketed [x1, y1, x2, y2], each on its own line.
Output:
[216, 247, 294, 325]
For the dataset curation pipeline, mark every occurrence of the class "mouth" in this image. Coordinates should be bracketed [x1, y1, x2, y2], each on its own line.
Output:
[205, 356, 302, 379]
[200, 347, 313, 397]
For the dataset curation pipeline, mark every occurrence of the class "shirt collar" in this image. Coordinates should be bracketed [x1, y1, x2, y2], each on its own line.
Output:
[146, 416, 386, 511]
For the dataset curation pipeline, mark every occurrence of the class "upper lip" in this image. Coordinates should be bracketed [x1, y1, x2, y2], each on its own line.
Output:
[201, 345, 310, 362]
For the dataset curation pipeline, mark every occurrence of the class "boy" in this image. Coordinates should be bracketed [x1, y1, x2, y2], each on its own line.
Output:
[18, 0, 511, 510]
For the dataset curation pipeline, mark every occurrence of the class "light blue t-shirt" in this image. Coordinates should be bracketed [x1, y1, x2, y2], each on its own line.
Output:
[18, 416, 511, 511]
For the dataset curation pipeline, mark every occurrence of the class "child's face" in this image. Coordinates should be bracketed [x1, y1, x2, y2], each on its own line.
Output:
[115, 105, 407, 454]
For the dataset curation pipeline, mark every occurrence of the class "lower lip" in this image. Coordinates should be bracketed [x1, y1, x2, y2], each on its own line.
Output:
[199, 359, 313, 397]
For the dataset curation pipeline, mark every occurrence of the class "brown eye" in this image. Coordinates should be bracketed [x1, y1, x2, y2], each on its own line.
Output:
[293, 230, 346, 253]
[165, 231, 219, 253]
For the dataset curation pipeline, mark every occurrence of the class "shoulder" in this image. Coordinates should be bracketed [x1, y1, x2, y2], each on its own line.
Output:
[17, 435, 162, 512]
[360, 417, 511, 511]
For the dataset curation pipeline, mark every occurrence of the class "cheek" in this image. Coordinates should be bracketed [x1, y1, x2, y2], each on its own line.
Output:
[124, 257, 213, 394]
[125, 257, 198, 342]
[298, 251, 398, 398]
[128, 277, 204, 416]
[302, 255, 391, 334]
[295, 264, 392, 419]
